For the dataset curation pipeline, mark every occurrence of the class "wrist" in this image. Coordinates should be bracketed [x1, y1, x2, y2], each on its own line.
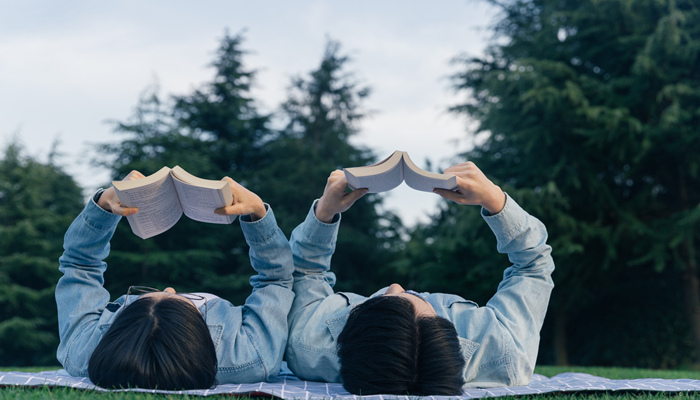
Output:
[95, 189, 112, 212]
[315, 209, 335, 224]
[313, 202, 335, 223]
[248, 202, 267, 221]
[482, 186, 506, 215]
[314, 199, 332, 223]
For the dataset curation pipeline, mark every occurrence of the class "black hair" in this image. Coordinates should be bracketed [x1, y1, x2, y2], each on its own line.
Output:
[88, 296, 217, 390]
[337, 295, 465, 396]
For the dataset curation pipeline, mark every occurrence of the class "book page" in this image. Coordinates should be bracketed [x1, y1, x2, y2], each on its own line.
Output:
[112, 167, 184, 239]
[170, 166, 236, 224]
[344, 151, 405, 192]
[402, 153, 458, 192]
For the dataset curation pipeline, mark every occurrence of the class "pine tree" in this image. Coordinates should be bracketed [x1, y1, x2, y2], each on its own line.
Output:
[261, 39, 403, 293]
[444, 0, 700, 366]
[93, 33, 273, 304]
[93, 34, 403, 305]
[0, 141, 83, 366]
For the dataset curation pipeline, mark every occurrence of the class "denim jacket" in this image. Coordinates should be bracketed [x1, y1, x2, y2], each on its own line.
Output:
[56, 191, 294, 384]
[285, 194, 554, 388]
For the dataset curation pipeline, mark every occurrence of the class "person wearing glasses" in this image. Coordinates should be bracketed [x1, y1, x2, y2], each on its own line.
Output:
[285, 163, 555, 395]
[56, 170, 294, 390]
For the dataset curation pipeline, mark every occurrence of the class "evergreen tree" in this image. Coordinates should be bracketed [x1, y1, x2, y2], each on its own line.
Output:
[0, 141, 83, 366]
[394, 0, 699, 367]
[94, 33, 272, 304]
[172, 33, 272, 176]
[263, 39, 403, 293]
[94, 34, 402, 305]
[441, 0, 700, 367]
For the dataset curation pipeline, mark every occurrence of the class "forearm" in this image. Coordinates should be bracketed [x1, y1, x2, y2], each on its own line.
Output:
[483, 194, 554, 280]
[287, 200, 339, 332]
[59, 191, 120, 267]
[240, 205, 293, 289]
[56, 195, 120, 354]
[289, 200, 340, 277]
[482, 194, 554, 363]
[235, 205, 295, 380]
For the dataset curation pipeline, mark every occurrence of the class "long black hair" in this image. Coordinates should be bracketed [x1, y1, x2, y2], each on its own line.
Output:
[88, 296, 217, 390]
[337, 295, 465, 395]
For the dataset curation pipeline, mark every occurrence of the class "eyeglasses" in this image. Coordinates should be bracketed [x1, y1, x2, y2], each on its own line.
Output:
[125, 286, 208, 322]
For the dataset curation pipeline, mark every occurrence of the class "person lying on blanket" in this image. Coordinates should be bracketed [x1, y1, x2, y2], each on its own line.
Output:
[55, 170, 294, 390]
[285, 162, 555, 396]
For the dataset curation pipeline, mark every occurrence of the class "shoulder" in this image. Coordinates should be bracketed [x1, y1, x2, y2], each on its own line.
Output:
[286, 293, 359, 383]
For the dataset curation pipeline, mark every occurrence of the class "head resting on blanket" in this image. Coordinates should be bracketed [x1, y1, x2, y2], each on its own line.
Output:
[337, 293, 465, 395]
[88, 295, 217, 390]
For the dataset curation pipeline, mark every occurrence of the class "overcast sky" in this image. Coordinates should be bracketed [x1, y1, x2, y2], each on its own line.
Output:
[0, 1, 498, 226]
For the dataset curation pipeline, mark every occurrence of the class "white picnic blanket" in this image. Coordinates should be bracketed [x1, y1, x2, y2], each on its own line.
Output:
[2, 364, 700, 398]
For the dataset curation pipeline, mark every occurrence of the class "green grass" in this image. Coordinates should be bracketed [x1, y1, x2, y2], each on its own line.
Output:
[1, 366, 699, 399]
[1, 366, 61, 373]
[535, 365, 700, 380]
[0, 386, 223, 399]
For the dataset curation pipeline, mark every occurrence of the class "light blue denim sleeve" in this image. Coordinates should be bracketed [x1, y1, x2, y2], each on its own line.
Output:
[285, 200, 344, 382]
[55, 190, 121, 374]
[219, 205, 295, 382]
[483, 194, 554, 363]
[449, 193, 554, 387]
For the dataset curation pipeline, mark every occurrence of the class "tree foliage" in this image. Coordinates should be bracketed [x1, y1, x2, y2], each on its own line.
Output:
[9, 3, 697, 368]
[92, 33, 401, 309]
[0, 141, 83, 366]
[92, 34, 283, 304]
[424, 0, 700, 367]
[261, 39, 403, 293]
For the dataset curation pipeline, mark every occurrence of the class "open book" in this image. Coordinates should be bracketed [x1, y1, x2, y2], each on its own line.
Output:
[343, 151, 457, 193]
[112, 166, 236, 239]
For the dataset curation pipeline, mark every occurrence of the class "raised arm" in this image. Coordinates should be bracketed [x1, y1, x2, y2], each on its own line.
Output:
[290, 170, 368, 274]
[480, 193, 553, 368]
[56, 173, 141, 375]
[285, 170, 367, 381]
[436, 162, 554, 385]
[214, 177, 295, 382]
[289, 170, 367, 297]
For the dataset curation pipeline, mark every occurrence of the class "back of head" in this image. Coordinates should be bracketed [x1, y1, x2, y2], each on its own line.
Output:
[337, 295, 465, 396]
[88, 296, 217, 390]
[337, 296, 419, 394]
[415, 317, 467, 394]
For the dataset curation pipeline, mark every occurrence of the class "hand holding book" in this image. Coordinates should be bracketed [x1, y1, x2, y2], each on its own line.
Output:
[433, 162, 506, 214]
[214, 177, 266, 221]
[111, 166, 249, 239]
[315, 170, 369, 223]
[97, 170, 143, 216]
[343, 152, 505, 214]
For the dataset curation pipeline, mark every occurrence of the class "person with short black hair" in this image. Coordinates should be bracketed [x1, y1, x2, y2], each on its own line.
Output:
[285, 163, 555, 395]
[337, 295, 466, 395]
[56, 170, 294, 390]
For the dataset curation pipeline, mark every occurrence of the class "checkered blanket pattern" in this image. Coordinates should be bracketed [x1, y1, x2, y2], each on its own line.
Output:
[2, 367, 700, 398]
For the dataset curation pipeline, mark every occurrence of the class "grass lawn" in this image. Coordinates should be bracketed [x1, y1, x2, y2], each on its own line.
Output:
[1, 365, 699, 399]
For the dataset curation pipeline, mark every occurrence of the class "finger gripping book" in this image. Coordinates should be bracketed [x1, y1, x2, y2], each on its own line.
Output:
[112, 166, 236, 239]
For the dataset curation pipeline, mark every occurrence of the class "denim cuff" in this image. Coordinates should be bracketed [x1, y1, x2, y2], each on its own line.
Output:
[82, 189, 122, 232]
[239, 203, 279, 244]
[481, 193, 528, 242]
[297, 199, 340, 244]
